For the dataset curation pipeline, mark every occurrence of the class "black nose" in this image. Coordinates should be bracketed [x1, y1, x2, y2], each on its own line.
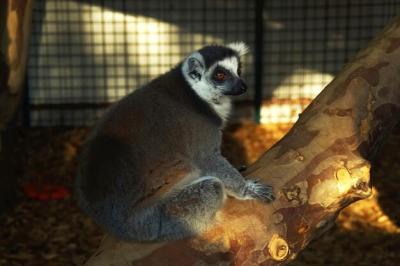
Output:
[223, 79, 248, 96]
[239, 80, 247, 93]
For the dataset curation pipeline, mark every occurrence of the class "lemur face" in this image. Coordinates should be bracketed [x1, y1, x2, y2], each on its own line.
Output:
[182, 42, 249, 100]
[206, 56, 247, 96]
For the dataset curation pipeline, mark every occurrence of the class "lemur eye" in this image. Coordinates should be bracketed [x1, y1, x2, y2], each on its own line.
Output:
[214, 71, 227, 81]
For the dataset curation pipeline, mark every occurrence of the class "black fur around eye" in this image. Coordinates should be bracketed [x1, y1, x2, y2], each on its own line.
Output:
[214, 71, 226, 81]
[213, 68, 230, 82]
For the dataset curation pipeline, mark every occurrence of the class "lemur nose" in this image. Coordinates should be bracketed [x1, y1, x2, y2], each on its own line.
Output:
[239, 80, 247, 92]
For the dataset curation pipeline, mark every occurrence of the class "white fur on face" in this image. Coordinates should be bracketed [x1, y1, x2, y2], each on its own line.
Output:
[217, 56, 239, 76]
[183, 67, 232, 123]
[182, 54, 240, 124]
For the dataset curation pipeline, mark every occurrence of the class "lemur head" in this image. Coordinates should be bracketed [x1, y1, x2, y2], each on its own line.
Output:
[181, 42, 249, 121]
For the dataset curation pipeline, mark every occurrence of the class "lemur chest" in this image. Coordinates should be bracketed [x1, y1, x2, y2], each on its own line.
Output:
[210, 97, 232, 123]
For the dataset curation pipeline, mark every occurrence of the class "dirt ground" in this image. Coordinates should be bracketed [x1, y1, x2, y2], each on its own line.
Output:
[0, 121, 399, 266]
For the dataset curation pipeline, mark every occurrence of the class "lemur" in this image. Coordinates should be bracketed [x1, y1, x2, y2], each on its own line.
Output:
[75, 43, 275, 242]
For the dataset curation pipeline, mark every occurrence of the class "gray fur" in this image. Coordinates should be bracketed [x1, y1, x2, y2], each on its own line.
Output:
[75, 44, 274, 242]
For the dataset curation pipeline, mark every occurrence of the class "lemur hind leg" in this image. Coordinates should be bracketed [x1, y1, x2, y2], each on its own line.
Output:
[127, 176, 225, 242]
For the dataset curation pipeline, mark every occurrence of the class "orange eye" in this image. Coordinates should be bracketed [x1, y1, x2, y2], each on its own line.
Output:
[215, 71, 226, 81]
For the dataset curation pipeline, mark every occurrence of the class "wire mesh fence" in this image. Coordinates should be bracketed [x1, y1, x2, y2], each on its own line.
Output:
[261, 0, 399, 123]
[27, 0, 400, 126]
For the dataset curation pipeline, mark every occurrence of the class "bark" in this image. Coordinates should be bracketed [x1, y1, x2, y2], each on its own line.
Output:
[0, 0, 34, 213]
[85, 17, 400, 266]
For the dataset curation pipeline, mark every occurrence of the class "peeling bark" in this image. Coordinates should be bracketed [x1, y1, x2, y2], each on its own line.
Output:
[0, 0, 33, 129]
[85, 17, 400, 266]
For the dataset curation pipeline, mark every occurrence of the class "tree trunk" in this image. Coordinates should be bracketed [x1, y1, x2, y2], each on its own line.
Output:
[0, 0, 34, 213]
[85, 17, 400, 266]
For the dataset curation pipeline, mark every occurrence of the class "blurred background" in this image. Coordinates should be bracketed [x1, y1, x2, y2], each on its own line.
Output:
[1, 0, 400, 265]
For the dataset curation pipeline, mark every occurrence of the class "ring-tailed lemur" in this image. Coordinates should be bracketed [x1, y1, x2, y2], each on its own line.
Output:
[75, 42, 274, 242]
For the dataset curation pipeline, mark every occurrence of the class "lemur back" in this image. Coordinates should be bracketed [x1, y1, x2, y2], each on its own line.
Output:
[77, 67, 220, 207]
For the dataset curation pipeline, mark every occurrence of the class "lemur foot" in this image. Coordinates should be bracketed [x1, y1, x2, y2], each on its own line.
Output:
[242, 179, 275, 202]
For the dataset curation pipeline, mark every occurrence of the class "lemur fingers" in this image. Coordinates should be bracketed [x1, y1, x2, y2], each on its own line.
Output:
[242, 179, 275, 202]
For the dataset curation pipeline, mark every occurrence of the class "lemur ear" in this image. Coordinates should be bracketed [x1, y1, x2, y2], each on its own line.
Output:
[185, 53, 205, 82]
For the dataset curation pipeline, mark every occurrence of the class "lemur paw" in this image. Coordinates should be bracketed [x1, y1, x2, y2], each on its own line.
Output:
[237, 165, 248, 172]
[243, 179, 275, 202]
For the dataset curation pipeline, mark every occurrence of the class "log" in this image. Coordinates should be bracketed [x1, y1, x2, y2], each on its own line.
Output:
[85, 17, 400, 266]
[0, 0, 34, 213]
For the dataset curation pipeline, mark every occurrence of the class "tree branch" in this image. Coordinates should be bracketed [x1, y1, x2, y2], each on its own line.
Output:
[0, 0, 34, 213]
[84, 17, 400, 266]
